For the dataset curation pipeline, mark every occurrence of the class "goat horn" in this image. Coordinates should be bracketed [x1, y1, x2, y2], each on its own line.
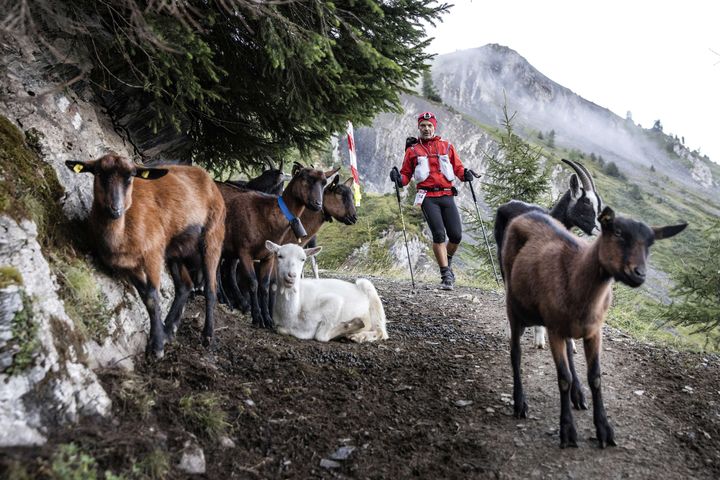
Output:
[561, 159, 593, 192]
[574, 161, 598, 193]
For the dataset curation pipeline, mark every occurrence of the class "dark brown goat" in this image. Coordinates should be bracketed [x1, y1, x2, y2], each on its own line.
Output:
[502, 207, 686, 448]
[220, 166, 337, 327]
[65, 154, 225, 358]
[225, 161, 288, 196]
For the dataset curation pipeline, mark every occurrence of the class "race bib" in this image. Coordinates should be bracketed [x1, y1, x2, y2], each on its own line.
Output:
[414, 190, 427, 207]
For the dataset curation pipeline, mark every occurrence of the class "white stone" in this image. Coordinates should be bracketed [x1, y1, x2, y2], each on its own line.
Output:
[178, 443, 206, 474]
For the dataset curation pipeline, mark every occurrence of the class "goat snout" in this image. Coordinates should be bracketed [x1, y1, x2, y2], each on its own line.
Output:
[283, 271, 297, 287]
[310, 201, 323, 211]
[343, 214, 357, 225]
[108, 206, 124, 219]
[621, 265, 646, 287]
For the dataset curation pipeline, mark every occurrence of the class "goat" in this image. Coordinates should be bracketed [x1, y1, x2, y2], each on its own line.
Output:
[265, 241, 388, 342]
[219, 165, 338, 328]
[214, 165, 289, 304]
[495, 159, 602, 350]
[65, 154, 225, 358]
[282, 175, 357, 278]
[224, 159, 288, 195]
[282, 175, 357, 249]
[502, 206, 686, 448]
[221, 173, 355, 312]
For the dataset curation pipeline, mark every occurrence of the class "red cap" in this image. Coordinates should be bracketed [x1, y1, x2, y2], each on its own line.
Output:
[417, 111, 437, 129]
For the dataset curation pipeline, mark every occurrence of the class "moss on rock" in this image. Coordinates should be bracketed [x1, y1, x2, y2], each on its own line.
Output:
[0, 115, 110, 344]
[0, 265, 23, 288]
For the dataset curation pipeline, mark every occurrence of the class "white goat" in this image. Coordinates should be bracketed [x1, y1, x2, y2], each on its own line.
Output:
[265, 241, 389, 343]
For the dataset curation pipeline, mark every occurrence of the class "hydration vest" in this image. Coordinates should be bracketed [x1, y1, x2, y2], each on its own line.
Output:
[411, 141, 456, 183]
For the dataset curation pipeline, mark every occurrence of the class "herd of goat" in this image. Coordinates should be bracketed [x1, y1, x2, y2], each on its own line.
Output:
[65, 154, 686, 449]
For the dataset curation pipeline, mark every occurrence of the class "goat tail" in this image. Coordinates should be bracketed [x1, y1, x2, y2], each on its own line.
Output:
[356, 279, 389, 341]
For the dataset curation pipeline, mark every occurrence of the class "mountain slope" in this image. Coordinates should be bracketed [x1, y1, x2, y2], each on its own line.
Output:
[430, 44, 718, 194]
[347, 44, 718, 210]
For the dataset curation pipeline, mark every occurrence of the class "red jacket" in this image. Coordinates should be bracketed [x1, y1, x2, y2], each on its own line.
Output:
[400, 136, 465, 197]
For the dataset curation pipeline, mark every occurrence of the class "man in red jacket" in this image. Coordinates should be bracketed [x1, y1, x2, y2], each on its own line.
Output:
[390, 111, 474, 290]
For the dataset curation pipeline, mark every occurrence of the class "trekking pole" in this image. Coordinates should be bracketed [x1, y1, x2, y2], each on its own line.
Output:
[466, 170, 501, 286]
[391, 169, 416, 290]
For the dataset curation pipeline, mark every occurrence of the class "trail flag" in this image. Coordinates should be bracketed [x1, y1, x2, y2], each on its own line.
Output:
[346, 121, 362, 206]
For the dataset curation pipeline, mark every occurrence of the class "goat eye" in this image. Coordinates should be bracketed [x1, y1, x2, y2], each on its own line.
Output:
[278, 255, 283, 259]
[614, 229, 623, 238]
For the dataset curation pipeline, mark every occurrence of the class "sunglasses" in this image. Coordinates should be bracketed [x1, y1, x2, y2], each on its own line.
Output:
[420, 112, 435, 120]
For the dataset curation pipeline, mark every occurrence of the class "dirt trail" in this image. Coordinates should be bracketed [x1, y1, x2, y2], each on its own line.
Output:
[3, 276, 720, 479]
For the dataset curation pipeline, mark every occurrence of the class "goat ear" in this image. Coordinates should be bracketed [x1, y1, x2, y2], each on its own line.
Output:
[653, 222, 688, 240]
[331, 175, 340, 187]
[65, 160, 94, 174]
[134, 168, 168, 180]
[265, 240, 281, 253]
[323, 166, 340, 178]
[292, 162, 303, 177]
[569, 174, 581, 198]
[304, 246, 322, 257]
[343, 177, 354, 187]
[598, 206, 615, 230]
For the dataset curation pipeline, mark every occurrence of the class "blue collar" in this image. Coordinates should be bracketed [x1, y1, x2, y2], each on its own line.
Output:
[277, 196, 296, 222]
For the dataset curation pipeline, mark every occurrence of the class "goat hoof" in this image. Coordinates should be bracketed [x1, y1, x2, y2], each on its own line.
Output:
[559, 423, 578, 448]
[513, 402, 528, 419]
[202, 336, 212, 348]
[145, 346, 164, 360]
[163, 329, 176, 344]
[595, 422, 616, 448]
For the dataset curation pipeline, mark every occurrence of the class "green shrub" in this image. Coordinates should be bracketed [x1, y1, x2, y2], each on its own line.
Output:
[4, 292, 39, 375]
[50, 443, 99, 480]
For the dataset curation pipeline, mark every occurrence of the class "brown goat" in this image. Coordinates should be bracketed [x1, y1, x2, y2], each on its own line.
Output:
[220, 174, 357, 312]
[219, 165, 338, 328]
[502, 206, 686, 448]
[282, 175, 358, 243]
[65, 154, 225, 358]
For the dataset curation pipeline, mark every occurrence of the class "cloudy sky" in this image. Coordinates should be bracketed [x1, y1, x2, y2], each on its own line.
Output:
[425, 0, 719, 163]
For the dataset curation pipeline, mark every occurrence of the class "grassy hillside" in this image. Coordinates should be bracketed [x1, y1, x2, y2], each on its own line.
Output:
[316, 191, 425, 272]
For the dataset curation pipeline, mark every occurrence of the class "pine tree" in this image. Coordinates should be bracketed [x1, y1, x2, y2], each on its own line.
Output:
[661, 220, 720, 344]
[421, 70, 442, 103]
[482, 103, 550, 208]
[547, 129, 556, 148]
[462, 101, 549, 286]
[3, 0, 449, 174]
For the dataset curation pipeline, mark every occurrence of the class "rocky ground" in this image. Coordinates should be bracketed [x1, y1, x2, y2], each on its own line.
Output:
[2, 275, 720, 479]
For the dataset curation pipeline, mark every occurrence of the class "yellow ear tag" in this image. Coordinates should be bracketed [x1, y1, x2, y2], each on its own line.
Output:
[73, 164, 83, 173]
[140, 170, 150, 179]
